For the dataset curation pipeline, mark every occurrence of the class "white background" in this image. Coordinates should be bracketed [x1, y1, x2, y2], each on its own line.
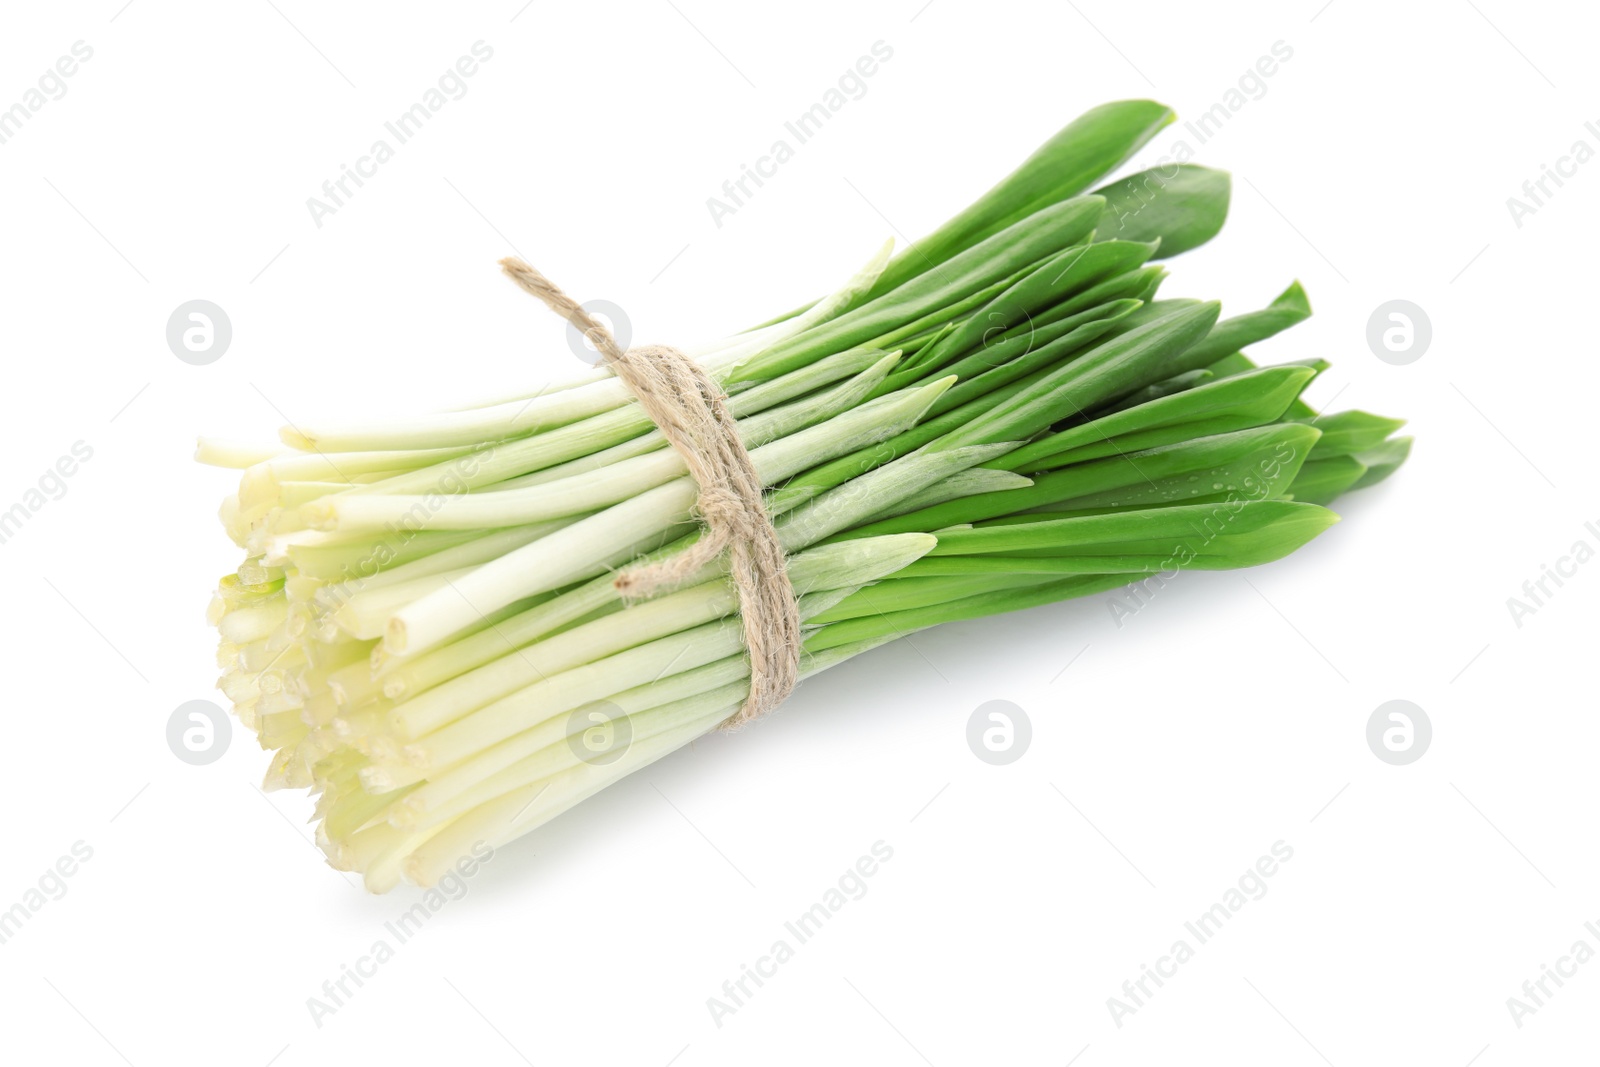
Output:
[1, 1, 1595, 1063]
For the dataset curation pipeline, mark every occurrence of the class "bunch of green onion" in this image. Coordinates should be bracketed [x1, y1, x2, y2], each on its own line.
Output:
[200, 100, 1411, 892]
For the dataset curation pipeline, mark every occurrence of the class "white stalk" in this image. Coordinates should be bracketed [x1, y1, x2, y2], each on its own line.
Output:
[392, 680, 750, 832]
[322, 522, 569, 596]
[383, 534, 929, 741]
[333, 342, 892, 506]
[396, 583, 859, 777]
[399, 711, 726, 888]
[308, 353, 901, 534]
[386, 378, 954, 655]
[328, 567, 477, 641]
[195, 438, 287, 469]
[396, 634, 895, 888]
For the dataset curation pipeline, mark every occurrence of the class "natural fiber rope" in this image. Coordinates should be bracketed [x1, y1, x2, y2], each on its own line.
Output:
[498, 258, 801, 729]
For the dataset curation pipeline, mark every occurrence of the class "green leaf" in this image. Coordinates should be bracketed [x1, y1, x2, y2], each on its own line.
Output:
[1092, 163, 1231, 258]
[732, 196, 1106, 383]
[926, 499, 1339, 571]
[939, 301, 1221, 450]
[1021, 423, 1319, 513]
[1096, 368, 1212, 414]
[914, 300, 1143, 408]
[1287, 455, 1368, 505]
[910, 239, 1159, 372]
[868, 100, 1176, 295]
[808, 571, 1045, 623]
[1212, 355, 1327, 382]
[790, 300, 1147, 499]
[1175, 280, 1312, 371]
[999, 364, 1316, 471]
[834, 423, 1318, 540]
[805, 574, 1136, 650]
[989, 264, 1167, 344]
[1350, 435, 1413, 490]
[1297, 410, 1408, 459]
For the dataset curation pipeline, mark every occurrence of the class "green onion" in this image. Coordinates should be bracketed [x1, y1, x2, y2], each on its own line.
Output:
[199, 99, 1412, 892]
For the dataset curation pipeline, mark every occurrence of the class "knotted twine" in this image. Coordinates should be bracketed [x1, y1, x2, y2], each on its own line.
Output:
[498, 258, 801, 730]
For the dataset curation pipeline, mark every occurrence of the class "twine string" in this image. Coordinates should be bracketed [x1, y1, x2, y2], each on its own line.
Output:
[498, 258, 801, 729]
